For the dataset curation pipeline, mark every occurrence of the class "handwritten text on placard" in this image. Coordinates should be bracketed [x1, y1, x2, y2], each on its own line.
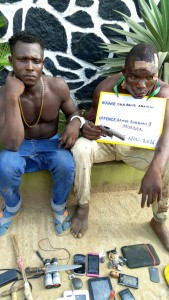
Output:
[95, 92, 166, 150]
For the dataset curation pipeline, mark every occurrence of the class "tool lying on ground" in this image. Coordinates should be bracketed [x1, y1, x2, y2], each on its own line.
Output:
[25, 264, 82, 275]
[11, 235, 33, 300]
[0, 284, 24, 299]
[32, 250, 82, 289]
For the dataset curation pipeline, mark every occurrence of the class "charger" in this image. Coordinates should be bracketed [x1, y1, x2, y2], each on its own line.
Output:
[0, 269, 18, 287]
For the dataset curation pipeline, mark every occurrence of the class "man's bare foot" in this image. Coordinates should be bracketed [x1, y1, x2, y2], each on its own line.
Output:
[70, 205, 89, 238]
[150, 218, 169, 251]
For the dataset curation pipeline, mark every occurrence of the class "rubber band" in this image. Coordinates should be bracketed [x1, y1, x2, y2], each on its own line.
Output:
[144, 244, 157, 266]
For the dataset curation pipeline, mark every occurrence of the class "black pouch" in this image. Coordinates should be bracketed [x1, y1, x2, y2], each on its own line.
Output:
[121, 243, 160, 268]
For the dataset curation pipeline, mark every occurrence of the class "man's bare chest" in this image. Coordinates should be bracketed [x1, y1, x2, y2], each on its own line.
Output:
[20, 96, 60, 123]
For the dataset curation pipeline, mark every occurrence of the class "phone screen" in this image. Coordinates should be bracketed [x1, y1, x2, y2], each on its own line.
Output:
[119, 288, 135, 300]
[118, 274, 139, 289]
[74, 254, 86, 275]
[88, 277, 113, 300]
[87, 253, 99, 277]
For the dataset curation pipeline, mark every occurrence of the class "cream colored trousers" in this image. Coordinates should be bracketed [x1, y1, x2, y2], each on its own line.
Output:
[71, 137, 169, 223]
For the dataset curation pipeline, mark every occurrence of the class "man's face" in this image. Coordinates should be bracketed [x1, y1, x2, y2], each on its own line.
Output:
[8, 41, 44, 86]
[122, 56, 158, 99]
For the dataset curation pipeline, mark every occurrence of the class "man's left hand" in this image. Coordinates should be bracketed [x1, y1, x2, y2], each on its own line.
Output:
[59, 122, 80, 149]
[138, 166, 162, 208]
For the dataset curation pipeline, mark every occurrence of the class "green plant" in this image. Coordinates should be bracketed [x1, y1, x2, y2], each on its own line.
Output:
[98, 0, 169, 83]
[0, 16, 10, 72]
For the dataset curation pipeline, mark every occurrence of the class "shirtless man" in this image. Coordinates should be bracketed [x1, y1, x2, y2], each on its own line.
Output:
[71, 43, 169, 251]
[0, 30, 85, 236]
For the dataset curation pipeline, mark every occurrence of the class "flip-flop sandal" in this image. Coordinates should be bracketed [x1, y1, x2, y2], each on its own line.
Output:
[53, 210, 71, 236]
[0, 209, 20, 236]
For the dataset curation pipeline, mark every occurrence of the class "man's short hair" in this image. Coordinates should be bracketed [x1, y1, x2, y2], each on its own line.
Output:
[125, 43, 159, 67]
[9, 30, 44, 54]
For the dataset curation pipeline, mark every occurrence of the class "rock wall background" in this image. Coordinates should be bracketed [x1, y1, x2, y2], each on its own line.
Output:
[0, 0, 159, 109]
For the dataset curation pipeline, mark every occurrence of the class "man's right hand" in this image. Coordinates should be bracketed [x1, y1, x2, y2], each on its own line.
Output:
[81, 121, 102, 140]
[6, 71, 25, 100]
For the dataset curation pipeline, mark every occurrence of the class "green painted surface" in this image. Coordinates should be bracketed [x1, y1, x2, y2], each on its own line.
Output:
[20, 161, 144, 194]
[91, 161, 144, 191]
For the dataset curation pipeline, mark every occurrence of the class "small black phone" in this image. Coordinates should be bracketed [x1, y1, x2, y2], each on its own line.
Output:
[87, 253, 99, 277]
[119, 288, 135, 300]
[118, 273, 139, 289]
[73, 254, 86, 276]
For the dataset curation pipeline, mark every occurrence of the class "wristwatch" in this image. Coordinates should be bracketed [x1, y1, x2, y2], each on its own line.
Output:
[70, 116, 86, 128]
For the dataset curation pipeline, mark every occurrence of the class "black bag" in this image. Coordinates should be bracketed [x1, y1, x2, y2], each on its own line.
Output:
[121, 243, 160, 268]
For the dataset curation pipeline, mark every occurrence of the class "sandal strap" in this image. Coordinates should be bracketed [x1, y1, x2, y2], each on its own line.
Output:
[54, 210, 69, 224]
[0, 214, 15, 226]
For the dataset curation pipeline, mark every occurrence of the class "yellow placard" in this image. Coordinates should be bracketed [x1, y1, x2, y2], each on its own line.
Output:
[95, 92, 167, 150]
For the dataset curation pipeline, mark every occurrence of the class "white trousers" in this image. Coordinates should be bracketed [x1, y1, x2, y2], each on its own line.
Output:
[71, 137, 169, 223]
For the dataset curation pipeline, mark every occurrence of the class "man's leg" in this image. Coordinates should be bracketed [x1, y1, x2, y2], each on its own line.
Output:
[116, 146, 169, 251]
[42, 140, 75, 236]
[71, 137, 117, 238]
[0, 149, 25, 236]
[151, 162, 169, 251]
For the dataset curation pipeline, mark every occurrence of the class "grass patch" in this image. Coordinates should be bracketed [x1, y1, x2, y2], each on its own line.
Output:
[58, 111, 67, 133]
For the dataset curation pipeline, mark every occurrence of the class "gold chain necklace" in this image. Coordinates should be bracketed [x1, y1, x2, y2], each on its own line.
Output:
[18, 77, 44, 128]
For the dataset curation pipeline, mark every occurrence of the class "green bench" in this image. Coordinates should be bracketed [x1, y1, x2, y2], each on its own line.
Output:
[19, 162, 144, 199]
[0, 159, 144, 211]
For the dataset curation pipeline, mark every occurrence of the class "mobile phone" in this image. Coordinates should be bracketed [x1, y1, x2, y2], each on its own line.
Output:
[119, 288, 135, 300]
[87, 253, 99, 277]
[88, 277, 114, 300]
[73, 254, 86, 276]
[149, 267, 160, 283]
[118, 273, 139, 289]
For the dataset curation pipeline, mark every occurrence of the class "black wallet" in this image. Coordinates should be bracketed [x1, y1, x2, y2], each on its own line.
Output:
[121, 243, 160, 268]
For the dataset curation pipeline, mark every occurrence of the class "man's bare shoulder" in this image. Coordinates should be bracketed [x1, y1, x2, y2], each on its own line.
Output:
[157, 79, 169, 99]
[44, 75, 68, 89]
[43, 75, 70, 99]
[43, 75, 70, 104]
[92, 73, 122, 108]
[95, 73, 122, 93]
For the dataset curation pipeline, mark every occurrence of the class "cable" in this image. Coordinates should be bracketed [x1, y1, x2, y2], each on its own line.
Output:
[38, 238, 71, 265]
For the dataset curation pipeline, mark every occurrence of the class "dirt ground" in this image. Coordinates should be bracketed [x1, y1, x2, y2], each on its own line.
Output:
[0, 185, 169, 300]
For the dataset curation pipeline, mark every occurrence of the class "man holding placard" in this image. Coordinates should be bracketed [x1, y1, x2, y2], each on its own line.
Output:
[71, 43, 169, 251]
